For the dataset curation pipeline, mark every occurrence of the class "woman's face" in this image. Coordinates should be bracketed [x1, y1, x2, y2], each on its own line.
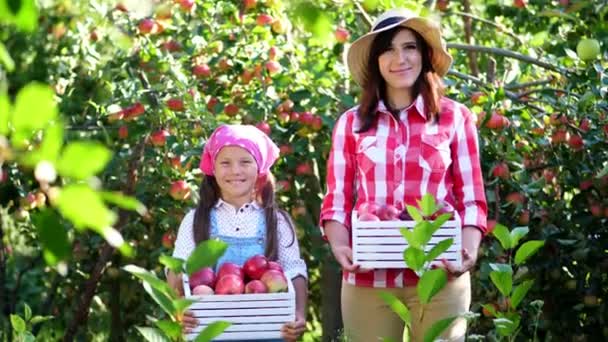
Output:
[377, 29, 422, 97]
[213, 145, 259, 207]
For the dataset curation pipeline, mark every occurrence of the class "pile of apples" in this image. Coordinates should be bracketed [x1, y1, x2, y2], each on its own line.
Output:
[189, 254, 288, 295]
[358, 202, 410, 221]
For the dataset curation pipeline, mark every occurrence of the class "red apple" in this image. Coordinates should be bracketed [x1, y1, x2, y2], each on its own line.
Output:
[177, 0, 195, 12]
[513, 0, 527, 8]
[169, 180, 191, 201]
[224, 103, 239, 117]
[551, 129, 569, 144]
[377, 204, 400, 221]
[334, 27, 350, 43]
[435, 0, 449, 11]
[215, 274, 245, 295]
[138, 18, 156, 34]
[255, 122, 271, 136]
[311, 116, 323, 131]
[260, 269, 288, 293]
[244, 0, 256, 10]
[358, 213, 381, 221]
[161, 231, 175, 249]
[492, 162, 510, 180]
[118, 125, 128, 139]
[295, 163, 312, 175]
[484, 111, 510, 130]
[299, 111, 314, 126]
[207, 97, 219, 113]
[279, 145, 293, 155]
[471, 91, 484, 105]
[166, 98, 185, 112]
[256, 14, 273, 26]
[267, 261, 283, 272]
[568, 134, 584, 150]
[150, 129, 170, 146]
[243, 255, 269, 280]
[265, 61, 282, 76]
[245, 280, 268, 293]
[190, 267, 216, 288]
[358, 202, 381, 216]
[192, 284, 214, 295]
[269, 46, 279, 61]
[217, 262, 244, 280]
[161, 40, 182, 52]
[505, 192, 525, 205]
[193, 64, 211, 78]
[579, 118, 590, 132]
[580, 179, 593, 191]
[124, 102, 145, 120]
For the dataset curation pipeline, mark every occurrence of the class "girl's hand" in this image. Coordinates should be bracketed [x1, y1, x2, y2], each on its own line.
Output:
[281, 313, 306, 341]
[180, 310, 198, 334]
[331, 245, 371, 273]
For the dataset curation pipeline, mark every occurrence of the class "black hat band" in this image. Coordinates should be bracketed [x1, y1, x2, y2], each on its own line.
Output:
[373, 16, 406, 31]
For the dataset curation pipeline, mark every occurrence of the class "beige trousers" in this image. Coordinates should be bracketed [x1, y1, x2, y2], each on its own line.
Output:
[341, 272, 471, 342]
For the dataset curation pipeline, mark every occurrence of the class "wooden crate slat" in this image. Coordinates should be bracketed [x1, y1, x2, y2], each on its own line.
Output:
[190, 299, 294, 310]
[355, 252, 460, 261]
[354, 244, 459, 252]
[189, 292, 293, 302]
[354, 227, 459, 237]
[187, 331, 282, 341]
[195, 322, 285, 333]
[353, 236, 460, 245]
[191, 307, 294, 317]
[196, 315, 291, 324]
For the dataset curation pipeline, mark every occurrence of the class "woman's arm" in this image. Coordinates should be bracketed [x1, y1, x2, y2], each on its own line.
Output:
[281, 276, 307, 341]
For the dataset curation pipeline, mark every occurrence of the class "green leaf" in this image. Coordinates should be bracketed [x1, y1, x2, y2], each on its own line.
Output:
[404, 247, 426, 272]
[417, 269, 447, 304]
[185, 239, 228, 275]
[292, 2, 332, 41]
[23, 332, 35, 342]
[490, 269, 513, 297]
[194, 321, 231, 342]
[399, 228, 419, 248]
[29, 315, 53, 325]
[481, 304, 498, 317]
[413, 221, 435, 246]
[378, 291, 411, 324]
[0, 0, 38, 32]
[101, 191, 147, 215]
[21, 122, 64, 167]
[0, 92, 9, 135]
[491, 224, 511, 250]
[143, 281, 177, 319]
[405, 205, 423, 222]
[154, 320, 182, 340]
[123, 265, 177, 299]
[431, 212, 452, 230]
[494, 315, 521, 337]
[173, 298, 195, 315]
[418, 194, 437, 217]
[24, 304, 32, 321]
[511, 280, 534, 309]
[135, 327, 170, 342]
[57, 141, 112, 179]
[11, 314, 26, 333]
[31, 209, 70, 266]
[423, 316, 458, 342]
[0, 42, 14, 72]
[159, 255, 185, 274]
[12, 83, 57, 146]
[56, 184, 116, 231]
[426, 238, 453, 263]
[514, 241, 545, 265]
[99, 226, 134, 257]
[509, 227, 529, 248]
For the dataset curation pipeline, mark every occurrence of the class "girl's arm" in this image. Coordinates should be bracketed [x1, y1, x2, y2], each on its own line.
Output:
[281, 275, 307, 341]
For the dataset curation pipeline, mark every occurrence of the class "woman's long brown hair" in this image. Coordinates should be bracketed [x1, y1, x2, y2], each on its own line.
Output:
[192, 173, 296, 262]
[357, 26, 445, 133]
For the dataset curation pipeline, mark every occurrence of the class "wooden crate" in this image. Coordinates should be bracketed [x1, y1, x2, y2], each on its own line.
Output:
[351, 214, 462, 269]
[182, 274, 295, 341]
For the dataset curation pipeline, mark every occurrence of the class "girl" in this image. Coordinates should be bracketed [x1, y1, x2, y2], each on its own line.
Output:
[320, 8, 488, 342]
[168, 124, 307, 342]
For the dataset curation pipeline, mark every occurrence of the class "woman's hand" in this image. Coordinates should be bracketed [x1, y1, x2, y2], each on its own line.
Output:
[281, 313, 306, 342]
[180, 310, 198, 334]
[324, 220, 370, 273]
[331, 245, 370, 273]
[436, 226, 482, 277]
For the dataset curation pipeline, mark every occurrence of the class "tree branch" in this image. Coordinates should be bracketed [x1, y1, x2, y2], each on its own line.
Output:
[447, 43, 568, 74]
[353, 1, 373, 28]
[452, 11, 524, 44]
[517, 87, 579, 99]
[462, 0, 479, 76]
[504, 77, 554, 90]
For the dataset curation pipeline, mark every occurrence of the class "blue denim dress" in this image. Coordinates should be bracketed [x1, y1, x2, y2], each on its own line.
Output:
[210, 209, 285, 342]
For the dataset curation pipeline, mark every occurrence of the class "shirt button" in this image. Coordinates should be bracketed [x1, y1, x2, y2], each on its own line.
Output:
[236, 227, 240, 231]
[240, 208, 244, 212]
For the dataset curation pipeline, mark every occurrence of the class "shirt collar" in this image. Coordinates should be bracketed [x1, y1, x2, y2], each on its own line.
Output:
[214, 198, 262, 210]
[377, 94, 426, 120]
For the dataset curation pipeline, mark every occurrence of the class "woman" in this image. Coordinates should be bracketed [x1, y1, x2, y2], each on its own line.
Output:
[320, 8, 488, 342]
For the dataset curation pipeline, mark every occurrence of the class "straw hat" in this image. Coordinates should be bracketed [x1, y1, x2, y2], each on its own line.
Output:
[346, 8, 453, 86]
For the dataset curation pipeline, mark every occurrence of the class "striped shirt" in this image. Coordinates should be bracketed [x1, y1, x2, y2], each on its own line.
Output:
[320, 95, 487, 288]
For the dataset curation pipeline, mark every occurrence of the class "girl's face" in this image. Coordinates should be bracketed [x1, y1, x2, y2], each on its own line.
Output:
[377, 29, 422, 97]
[213, 146, 259, 207]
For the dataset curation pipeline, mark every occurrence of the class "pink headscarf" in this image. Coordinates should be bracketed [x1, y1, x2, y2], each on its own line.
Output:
[199, 124, 280, 176]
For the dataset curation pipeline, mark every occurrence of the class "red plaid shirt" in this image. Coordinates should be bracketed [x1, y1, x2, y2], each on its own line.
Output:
[320, 95, 487, 288]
